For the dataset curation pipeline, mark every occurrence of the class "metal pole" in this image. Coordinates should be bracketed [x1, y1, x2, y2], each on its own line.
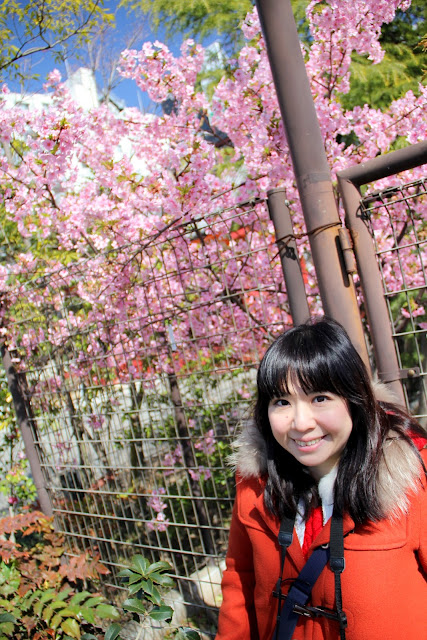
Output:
[337, 177, 405, 404]
[255, 0, 369, 367]
[2, 346, 53, 516]
[337, 140, 427, 186]
[267, 188, 310, 326]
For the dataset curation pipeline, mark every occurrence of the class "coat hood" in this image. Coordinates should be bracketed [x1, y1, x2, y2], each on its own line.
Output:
[229, 381, 426, 518]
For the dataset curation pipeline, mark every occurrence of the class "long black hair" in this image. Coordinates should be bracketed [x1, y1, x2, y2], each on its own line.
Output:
[254, 317, 426, 524]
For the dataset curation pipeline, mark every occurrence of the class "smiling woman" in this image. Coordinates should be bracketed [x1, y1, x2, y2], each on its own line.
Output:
[267, 385, 353, 481]
[216, 317, 427, 640]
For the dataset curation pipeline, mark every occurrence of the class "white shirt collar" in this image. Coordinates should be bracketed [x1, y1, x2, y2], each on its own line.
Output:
[295, 465, 338, 546]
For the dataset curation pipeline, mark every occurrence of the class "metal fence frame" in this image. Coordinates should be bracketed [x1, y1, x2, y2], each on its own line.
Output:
[255, 0, 369, 365]
[338, 140, 427, 412]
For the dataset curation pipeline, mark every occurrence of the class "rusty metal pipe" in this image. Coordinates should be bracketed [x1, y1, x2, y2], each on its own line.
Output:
[267, 188, 310, 326]
[2, 346, 53, 516]
[336, 141, 427, 405]
[337, 176, 405, 405]
[255, 0, 369, 366]
[338, 140, 427, 186]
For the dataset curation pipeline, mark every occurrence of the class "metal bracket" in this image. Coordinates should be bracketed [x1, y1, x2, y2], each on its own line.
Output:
[338, 227, 357, 274]
[378, 367, 420, 383]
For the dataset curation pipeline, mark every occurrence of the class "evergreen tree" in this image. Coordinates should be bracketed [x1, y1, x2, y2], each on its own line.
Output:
[124, 0, 254, 56]
[340, 0, 427, 110]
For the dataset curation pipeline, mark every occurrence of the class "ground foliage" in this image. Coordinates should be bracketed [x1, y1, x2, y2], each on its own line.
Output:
[0, 510, 120, 640]
[105, 554, 200, 640]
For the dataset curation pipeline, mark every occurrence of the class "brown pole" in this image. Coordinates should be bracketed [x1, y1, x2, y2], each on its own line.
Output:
[267, 188, 310, 326]
[337, 177, 406, 406]
[255, 0, 369, 367]
[336, 142, 427, 406]
[2, 346, 53, 516]
[337, 140, 427, 186]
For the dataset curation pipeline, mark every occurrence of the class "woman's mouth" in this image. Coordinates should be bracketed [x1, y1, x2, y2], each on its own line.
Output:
[293, 437, 324, 448]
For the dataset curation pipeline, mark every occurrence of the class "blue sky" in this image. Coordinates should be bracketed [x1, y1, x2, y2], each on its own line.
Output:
[6, 1, 218, 112]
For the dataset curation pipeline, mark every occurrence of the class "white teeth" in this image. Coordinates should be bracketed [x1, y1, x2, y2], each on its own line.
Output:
[294, 437, 323, 447]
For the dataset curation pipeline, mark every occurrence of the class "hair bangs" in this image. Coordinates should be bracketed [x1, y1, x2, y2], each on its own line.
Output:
[256, 349, 291, 400]
[285, 356, 341, 396]
[257, 325, 351, 401]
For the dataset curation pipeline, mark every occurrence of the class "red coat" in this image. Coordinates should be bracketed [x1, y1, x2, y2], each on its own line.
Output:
[216, 440, 427, 640]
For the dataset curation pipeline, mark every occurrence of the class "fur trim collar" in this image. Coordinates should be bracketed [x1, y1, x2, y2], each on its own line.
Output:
[377, 436, 423, 517]
[230, 382, 425, 518]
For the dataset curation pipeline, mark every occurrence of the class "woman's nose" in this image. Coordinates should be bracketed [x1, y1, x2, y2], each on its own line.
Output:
[292, 403, 315, 431]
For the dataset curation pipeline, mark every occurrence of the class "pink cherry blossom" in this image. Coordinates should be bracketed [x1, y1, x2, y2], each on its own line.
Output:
[0, 1, 424, 475]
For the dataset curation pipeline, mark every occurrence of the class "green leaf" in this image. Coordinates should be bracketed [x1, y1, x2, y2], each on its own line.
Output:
[145, 584, 162, 606]
[61, 618, 81, 639]
[43, 600, 68, 624]
[0, 614, 15, 623]
[104, 623, 122, 640]
[81, 634, 99, 640]
[122, 598, 147, 616]
[142, 579, 154, 595]
[149, 605, 173, 623]
[148, 572, 175, 588]
[94, 604, 120, 620]
[34, 589, 55, 615]
[69, 591, 92, 606]
[146, 561, 172, 574]
[51, 609, 76, 630]
[129, 555, 149, 575]
[121, 571, 144, 586]
[127, 580, 148, 596]
[117, 568, 134, 579]
[0, 622, 14, 635]
[23, 590, 42, 609]
[39, 589, 56, 604]
[0, 582, 18, 598]
[79, 606, 95, 625]
[56, 588, 73, 601]
[82, 596, 105, 608]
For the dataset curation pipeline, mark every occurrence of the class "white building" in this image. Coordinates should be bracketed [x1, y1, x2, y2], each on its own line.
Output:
[1, 66, 107, 111]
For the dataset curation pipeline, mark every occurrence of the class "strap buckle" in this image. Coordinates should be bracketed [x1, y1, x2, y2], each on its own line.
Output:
[273, 593, 347, 625]
[293, 602, 345, 623]
[330, 556, 345, 573]
[278, 530, 293, 548]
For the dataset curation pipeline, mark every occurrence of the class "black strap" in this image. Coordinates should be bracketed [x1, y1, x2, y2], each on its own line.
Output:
[277, 515, 294, 578]
[273, 511, 347, 640]
[275, 546, 329, 640]
[274, 515, 294, 640]
[329, 511, 347, 640]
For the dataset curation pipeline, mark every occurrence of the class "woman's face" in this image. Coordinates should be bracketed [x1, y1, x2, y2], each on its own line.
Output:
[267, 379, 353, 480]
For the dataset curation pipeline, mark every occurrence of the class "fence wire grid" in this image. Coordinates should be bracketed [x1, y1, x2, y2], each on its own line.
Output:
[360, 178, 426, 423]
[3, 170, 426, 635]
[3, 199, 301, 633]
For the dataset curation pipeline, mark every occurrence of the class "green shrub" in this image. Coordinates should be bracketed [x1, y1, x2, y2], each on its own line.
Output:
[106, 554, 200, 640]
[0, 510, 120, 640]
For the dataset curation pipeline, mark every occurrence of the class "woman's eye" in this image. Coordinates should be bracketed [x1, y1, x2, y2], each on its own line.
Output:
[313, 395, 329, 403]
[273, 398, 290, 407]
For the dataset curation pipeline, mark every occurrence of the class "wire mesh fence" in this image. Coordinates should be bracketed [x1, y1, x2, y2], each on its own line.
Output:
[3, 165, 425, 634]
[360, 178, 427, 424]
[2, 198, 304, 633]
